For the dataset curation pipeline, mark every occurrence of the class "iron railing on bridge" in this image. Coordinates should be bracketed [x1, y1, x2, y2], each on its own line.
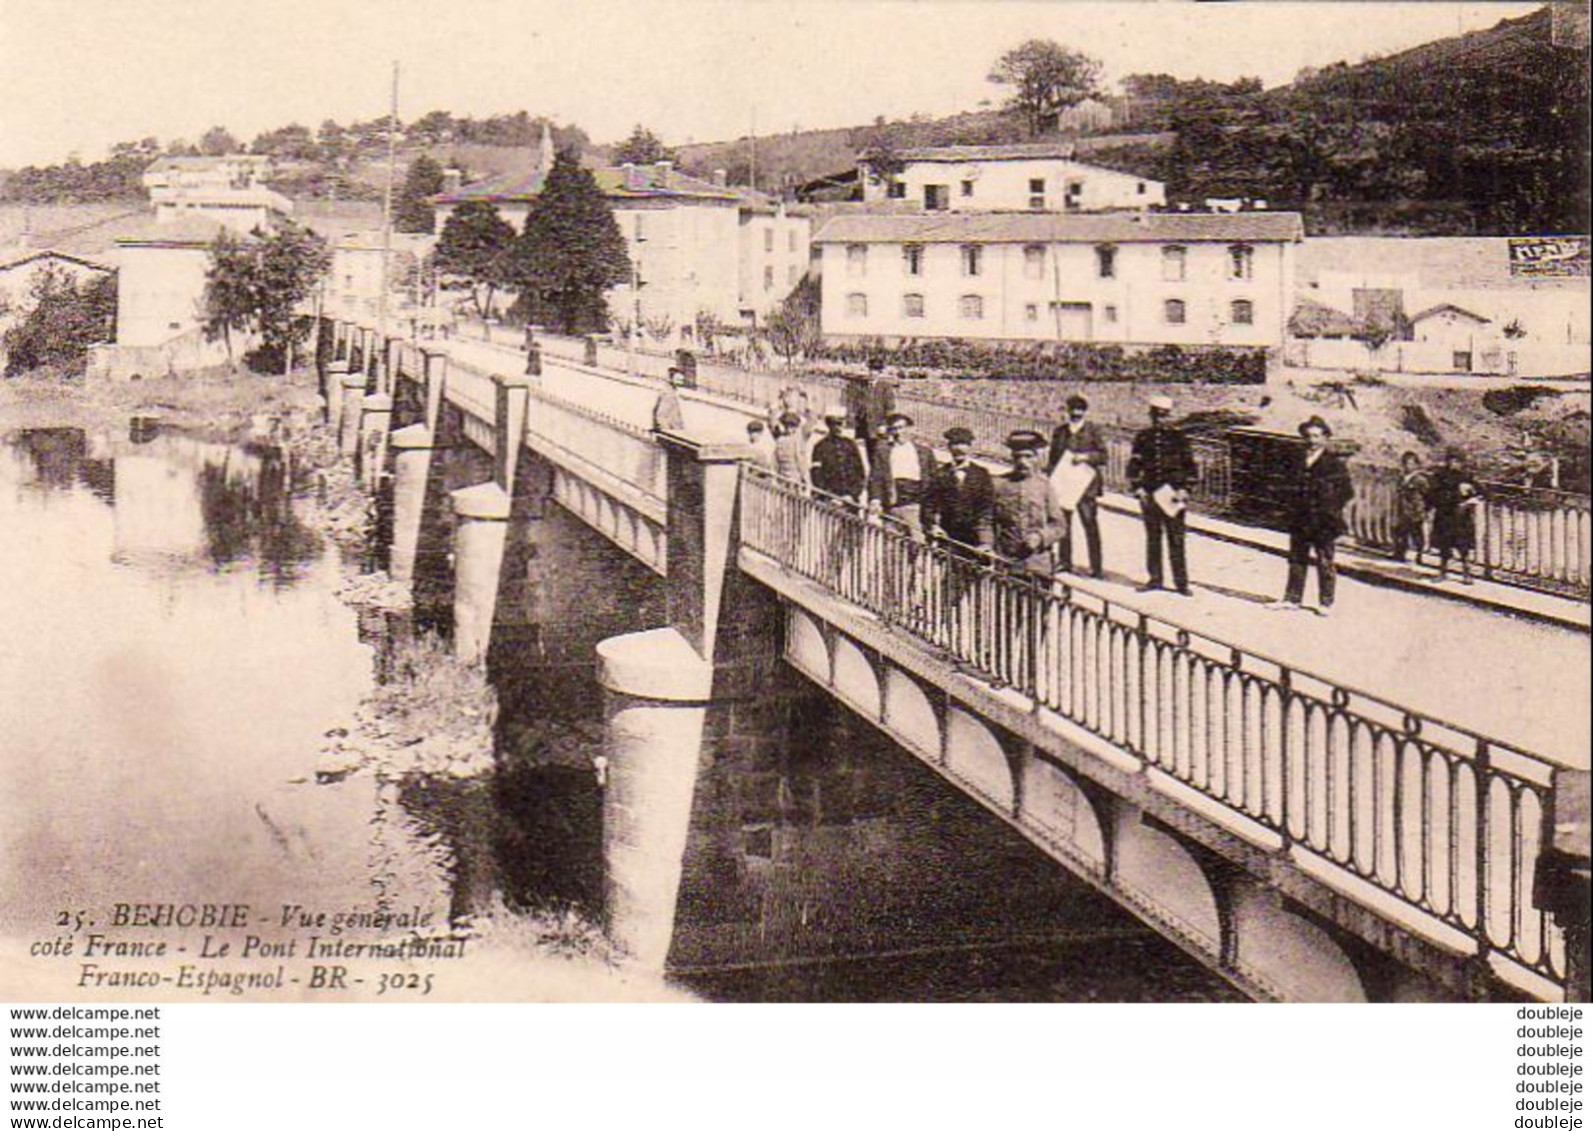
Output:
[739, 465, 1568, 993]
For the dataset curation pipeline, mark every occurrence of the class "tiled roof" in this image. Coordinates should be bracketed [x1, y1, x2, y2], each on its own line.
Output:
[0, 248, 113, 273]
[882, 142, 1079, 163]
[813, 210, 1305, 245]
[1410, 302, 1490, 324]
[434, 164, 741, 206]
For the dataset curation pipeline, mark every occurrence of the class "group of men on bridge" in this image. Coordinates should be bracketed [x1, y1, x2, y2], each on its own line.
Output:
[730, 378, 1358, 616]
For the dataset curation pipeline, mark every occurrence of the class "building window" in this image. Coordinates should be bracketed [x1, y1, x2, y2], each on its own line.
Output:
[763, 265, 775, 289]
[958, 294, 984, 320]
[1064, 181, 1083, 211]
[1104, 305, 1118, 323]
[1025, 303, 1039, 322]
[887, 180, 906, 199]
[903, 293, 926, 319]
[764, 229, 774, 253]
[1023, 245, 1046, 280]
[1230, 299, 1254, 325]
[1162, 245, 1187, 282]
[1096, 245, 1116, 279]
[961, 245, 982, 277]
[846, 244, 868, 278]
[1028, 177, 1046, 210]
[1137, 182, 1146, 195]
[925, 184, 950, 211]
[902, 244, 925, 276]
[788, 265, 799, 285]
[961, 180, 975, 197]
[788, 230, 798, 252]
[1229, 243, 1254, 280]
[846, 293, 868, 318]
[1164, 299, 1186, 325]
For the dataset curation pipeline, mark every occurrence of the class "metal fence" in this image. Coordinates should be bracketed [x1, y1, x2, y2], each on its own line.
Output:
[739, 465, 1568, 991]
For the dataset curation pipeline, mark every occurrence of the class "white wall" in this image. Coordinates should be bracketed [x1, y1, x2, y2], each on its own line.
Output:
[115, 244, 212, 347]
[737, 210, 812, 318]
[863, 158, 1164, 213]
[820, 237, 1290, 348]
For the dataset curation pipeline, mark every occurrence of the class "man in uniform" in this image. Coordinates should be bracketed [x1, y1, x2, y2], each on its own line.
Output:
[992, 430, 1068, 577]
[1046, 394, 1108, 578]
[809, 406, 868, 507]
[1126, 394, 1196, 595]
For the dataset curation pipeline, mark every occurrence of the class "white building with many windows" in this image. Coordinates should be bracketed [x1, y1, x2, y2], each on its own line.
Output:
[814, 211, 1303, 348]
[859, 143, 1165, 214]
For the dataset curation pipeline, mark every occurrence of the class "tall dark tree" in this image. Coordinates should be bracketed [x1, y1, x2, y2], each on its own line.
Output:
[509, 150, 631, 335]
[433, 201, 518, 321]
[198, 126, 241, 156]
[201, 231, 257, 367]
[395, 155, 446, 234]
[987, 39, 1103, 135]
[612, 125, 676, 166]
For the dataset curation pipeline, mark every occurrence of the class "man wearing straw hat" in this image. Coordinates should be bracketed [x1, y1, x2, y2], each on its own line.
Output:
[1271, 414, 1354, 615]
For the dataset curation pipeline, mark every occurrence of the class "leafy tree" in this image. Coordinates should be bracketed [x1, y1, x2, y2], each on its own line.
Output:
[201, 231, 257, 367]
[760, 275, 821, 367]
[987, 39, 1102, 136]
[250, 123, 317, 161]
[434, 201, 518, 321]
[200, 222, 329, 373]
[859, 128, 907, 187]
[2, 265, 117, 377]
[395, 155, 445, 234]
[508, 150, 631, 335]
[612, 125, 676, 166]
[409, 110, 457, 145]
[199, 126, 241, 156]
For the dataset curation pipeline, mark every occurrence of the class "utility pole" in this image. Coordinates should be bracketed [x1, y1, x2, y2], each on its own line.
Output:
[378, 61, 400, 361]
[748, 105, 757, 192]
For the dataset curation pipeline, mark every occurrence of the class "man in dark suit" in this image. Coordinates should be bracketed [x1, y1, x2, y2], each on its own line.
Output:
[1126, 395, 1196, 595]
[1046, 394, 1107, 578]
[924, 426, 994, 551]
[1272, 415, 1355, 615]
[809, 405, 868, 506]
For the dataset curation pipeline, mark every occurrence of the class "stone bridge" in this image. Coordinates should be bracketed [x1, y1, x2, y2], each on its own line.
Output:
[320, 317, 1590, 1003]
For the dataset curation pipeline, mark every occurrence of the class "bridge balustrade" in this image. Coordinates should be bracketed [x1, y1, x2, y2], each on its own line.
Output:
[738, 464, 1567, 992]
[524, 385, 667, 504]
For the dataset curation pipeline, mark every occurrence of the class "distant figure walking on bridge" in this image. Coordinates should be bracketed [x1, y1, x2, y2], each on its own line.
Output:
[1127, 395, 1195, 595]
[1270, 415, 1354, 616]
[1046, 394, 1107, 579]
[1392, 450, 1430, 565]
[1427, 447, 1483, 585]
[652, 367, 688, 433]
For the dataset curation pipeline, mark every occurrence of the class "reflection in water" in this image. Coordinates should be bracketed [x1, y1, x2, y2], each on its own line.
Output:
[196, 442, 321, 585]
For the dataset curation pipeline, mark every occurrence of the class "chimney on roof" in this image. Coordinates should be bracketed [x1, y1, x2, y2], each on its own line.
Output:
[712, 168, 727, 188]
[441, 168, 463, 194]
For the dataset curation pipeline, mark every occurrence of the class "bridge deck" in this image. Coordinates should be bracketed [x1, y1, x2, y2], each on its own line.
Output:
[441, 335, 1590, 770]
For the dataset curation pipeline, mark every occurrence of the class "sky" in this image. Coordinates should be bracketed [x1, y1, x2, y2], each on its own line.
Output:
[0, 0, 1542, 168]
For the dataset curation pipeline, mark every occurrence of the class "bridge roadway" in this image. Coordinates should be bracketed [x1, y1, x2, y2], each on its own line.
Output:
[445, 334, 1590, 773]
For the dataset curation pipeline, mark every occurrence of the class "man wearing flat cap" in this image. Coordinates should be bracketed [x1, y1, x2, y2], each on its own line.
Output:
[1047, 394, 1107, 578]
[869, 411, 937, 535]
[810, 406, 868, 508]
[924, 426, 995, 551]
[1127, 394, 1196, 594]
[1272, 415, 1354, 615]
[993, 430, 1068, 577]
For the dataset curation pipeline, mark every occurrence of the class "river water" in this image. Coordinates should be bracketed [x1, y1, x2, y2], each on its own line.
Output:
[0, 424, 1236, 1002]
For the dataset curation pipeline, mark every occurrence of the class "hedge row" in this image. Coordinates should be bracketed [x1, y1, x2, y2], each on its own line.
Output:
[809, 337, 1268, 385]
